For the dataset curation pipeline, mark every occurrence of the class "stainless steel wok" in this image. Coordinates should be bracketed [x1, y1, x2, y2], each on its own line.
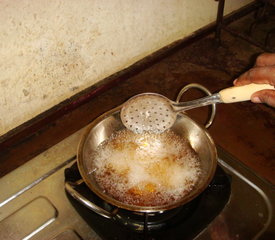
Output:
[65, 84, 217, 218]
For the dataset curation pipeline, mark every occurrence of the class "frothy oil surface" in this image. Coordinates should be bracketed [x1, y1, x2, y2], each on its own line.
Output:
[89, 129, 201, 206]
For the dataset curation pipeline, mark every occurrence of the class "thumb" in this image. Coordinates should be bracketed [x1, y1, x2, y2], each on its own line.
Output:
[251, 90, 275, 108]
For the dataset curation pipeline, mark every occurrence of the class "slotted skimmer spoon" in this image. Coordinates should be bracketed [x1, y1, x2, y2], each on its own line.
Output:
[120, 83, 274, 133]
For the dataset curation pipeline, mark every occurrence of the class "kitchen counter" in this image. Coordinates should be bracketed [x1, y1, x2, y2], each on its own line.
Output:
[0, 11, 274, 186]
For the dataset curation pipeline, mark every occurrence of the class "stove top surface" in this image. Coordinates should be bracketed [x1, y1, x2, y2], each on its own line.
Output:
[0, 130, 274, 240]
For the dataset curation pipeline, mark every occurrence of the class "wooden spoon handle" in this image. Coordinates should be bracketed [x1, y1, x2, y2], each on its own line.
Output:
[219, 83, 274, 103]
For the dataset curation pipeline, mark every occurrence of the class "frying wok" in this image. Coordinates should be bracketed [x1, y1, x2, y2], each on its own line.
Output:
[65, 84, 217, 218]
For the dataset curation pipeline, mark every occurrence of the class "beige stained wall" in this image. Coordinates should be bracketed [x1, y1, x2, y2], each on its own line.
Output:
[0, 0, 253, 136]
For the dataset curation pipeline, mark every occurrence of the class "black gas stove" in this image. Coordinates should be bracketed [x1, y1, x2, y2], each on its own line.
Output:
[65, 162, 231, 240]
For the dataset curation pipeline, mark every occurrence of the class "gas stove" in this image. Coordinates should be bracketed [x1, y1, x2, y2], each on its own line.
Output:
[0, 129, 274, 240]
[64, 162, 231, 240]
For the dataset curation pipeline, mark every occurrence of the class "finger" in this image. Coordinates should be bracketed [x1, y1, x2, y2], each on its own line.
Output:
[255, 53, 275, 67]
[251, 89, 275, 108]
[234, 66, 275, 86]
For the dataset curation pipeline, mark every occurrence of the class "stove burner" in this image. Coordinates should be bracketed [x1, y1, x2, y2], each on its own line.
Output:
[104, 201, 196, 232]
[65, 163, 231, 240]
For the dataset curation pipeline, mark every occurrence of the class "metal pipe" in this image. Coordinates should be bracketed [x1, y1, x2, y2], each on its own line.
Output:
[215, 0, 225, 44]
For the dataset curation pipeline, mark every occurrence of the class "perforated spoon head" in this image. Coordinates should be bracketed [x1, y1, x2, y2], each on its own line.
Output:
[120, 93, 177, 133]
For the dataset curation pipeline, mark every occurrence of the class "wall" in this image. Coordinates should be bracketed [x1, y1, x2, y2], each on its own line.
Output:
[0, 0, 253, 136]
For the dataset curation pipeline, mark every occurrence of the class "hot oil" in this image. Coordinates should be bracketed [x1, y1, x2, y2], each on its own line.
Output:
[90, 129, 201, 206]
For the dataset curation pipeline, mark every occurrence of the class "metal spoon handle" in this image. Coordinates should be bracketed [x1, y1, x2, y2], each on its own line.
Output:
[173, 83, 274, 112]
[172, 93, 221, 112]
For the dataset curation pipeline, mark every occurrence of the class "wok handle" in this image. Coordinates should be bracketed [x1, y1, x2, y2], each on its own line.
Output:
[65, 179, 116, 219]
[176, 83, 216, 128]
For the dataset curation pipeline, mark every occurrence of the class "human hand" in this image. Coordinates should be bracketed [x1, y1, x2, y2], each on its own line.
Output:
[234, 53, 275, 107]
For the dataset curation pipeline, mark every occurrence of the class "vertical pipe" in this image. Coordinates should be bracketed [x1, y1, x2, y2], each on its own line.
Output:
[215, 0, 225, 45]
